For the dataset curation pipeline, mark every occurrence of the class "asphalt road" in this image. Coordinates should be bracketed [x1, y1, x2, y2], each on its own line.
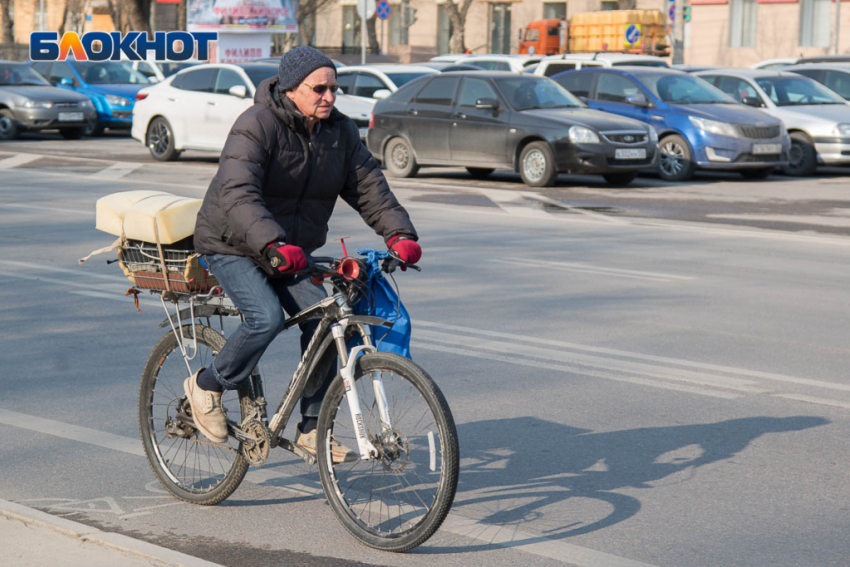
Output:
[1, 133, 849, 567]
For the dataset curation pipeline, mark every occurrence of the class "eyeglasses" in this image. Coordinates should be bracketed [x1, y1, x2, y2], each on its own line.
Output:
[302, 82, 339, 95]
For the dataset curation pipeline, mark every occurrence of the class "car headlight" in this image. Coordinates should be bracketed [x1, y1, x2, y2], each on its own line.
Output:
[22, 99, 53, 109]
[79, 99, 93, 109]
[835, 123, 850, 136]
[689, 116, 739, 138]
[106, 94, 131, 107]
[647, 126, 658, 143]
[568, 125, 600, 144]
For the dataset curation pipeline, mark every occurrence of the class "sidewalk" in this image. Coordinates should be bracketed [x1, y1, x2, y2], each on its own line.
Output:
[0, 499, 223, 567]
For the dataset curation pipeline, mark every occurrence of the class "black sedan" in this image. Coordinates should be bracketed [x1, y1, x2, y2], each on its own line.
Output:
[366, 71, 658, 187]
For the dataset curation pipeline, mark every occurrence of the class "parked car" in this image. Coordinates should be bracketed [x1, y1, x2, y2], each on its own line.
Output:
[336, 65, 439, 103]
[430, 54, 475, 63]
[672, 65, 718, 74]
[412, 62, 485, 72]
[131, 63, 279, 160]
[753, 55, 850, 70]
[367, 71, 658, 187]
[29, 59, 150, 136]
[553, 67, 790, 181]
[129, 60, 202, 83]
[527, 53, 669, 78]
[459, 55, 543, 73]
[696, 68, 850, 176]
[0, 61, 96, 140]
[780, 64, 850, 100]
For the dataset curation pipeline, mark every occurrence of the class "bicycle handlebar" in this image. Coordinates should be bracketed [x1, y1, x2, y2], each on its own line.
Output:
[299, 254, 420, 280]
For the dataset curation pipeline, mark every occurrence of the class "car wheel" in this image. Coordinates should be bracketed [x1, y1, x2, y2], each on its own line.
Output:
[740, 167, 774, 180]
[782, 132, 817, 177]
[0, 109, 20, 140]
[657, 134, 695, 182]
[602, 171, 639, 186]
[466, 167, 494, 179]
[83, 121, 104, 137]
[146, 117, 181, 162]
[383, 137, 419, 178]
[519, 141, 558, 187]
[60, 127, 85, 140]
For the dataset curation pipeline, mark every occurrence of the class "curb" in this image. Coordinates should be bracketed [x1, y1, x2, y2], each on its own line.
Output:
[0, 499, 223, 567]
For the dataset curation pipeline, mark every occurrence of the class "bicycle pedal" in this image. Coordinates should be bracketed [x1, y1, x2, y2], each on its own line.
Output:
[276, 436, 317, 466]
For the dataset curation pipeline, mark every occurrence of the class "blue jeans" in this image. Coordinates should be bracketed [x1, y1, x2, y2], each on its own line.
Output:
[203, 254, 335, 418]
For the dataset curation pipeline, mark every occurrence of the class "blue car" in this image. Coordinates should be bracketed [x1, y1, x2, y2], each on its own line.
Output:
[29, 60, 151, 136]
[552, 67, 791, 181]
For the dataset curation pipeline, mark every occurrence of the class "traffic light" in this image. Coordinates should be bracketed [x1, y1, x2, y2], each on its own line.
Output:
[409, 7, 418, 27]
[683, 5, 691, 21]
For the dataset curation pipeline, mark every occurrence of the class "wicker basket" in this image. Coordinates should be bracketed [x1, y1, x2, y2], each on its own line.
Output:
[117, 240, 218, 294]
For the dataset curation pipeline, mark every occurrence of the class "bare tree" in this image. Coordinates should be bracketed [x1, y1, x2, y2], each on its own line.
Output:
[444, 0, 475, 54]
[298, 0, 335, 46]
[0, 0, 13, 44]
[60, 0, 87, 35]
[366, 12, 379, 53]
[107, 0, 150, 34]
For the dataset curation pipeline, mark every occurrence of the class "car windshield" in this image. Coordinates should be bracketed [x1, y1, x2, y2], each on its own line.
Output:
[70, 61, 150, 84]
[158, 62, 199, 77]
[637, 72, 734, 104]
[0, 64, 50, 86]
[386, 73, 430, 88]
[494, 77, 583, 110]
[613, 60, 668, 68]
[755, 76, 846, 106]
[242, 65, 279, 88]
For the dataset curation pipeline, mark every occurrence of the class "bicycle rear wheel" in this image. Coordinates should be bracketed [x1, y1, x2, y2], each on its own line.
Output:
[316, 353, 459, 552]
[139, 325, 249, 505]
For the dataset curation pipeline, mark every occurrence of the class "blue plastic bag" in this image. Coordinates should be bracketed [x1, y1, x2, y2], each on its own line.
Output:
[350, 248, 412, 359]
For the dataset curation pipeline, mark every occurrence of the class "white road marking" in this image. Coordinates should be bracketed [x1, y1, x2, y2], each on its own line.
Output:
[0, 203, 93, 215]
[415, 341, 742, 400]
[773, 394, 850, 410]
[0, 408, 663, 566]
[524, 193, 628, 225]
[415, 333, 764, 394]
[0, 153, 41, 169]
[492, 257, 694, 283]
[0, 259, 127, 282]
[475, 187, 555, 219]
[90, 162, 144, 180]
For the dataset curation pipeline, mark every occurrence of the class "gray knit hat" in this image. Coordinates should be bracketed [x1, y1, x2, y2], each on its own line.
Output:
[277, 46, 336, 91]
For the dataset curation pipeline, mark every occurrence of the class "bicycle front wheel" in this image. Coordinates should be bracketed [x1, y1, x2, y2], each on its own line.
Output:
[317, 353, 459, 552]
[139, 325, 250, 505]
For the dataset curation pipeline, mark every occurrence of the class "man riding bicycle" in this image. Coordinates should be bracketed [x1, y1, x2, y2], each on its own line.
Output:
[188, 47, 422, 462]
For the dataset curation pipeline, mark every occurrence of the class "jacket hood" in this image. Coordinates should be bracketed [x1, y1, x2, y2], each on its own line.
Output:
[254, 76, 347, 136]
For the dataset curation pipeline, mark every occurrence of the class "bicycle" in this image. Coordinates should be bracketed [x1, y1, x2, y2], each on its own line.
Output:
[131, 243, 459, 552]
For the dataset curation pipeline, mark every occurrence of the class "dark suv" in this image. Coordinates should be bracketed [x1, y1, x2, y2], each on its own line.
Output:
[366, 71, 658, 187]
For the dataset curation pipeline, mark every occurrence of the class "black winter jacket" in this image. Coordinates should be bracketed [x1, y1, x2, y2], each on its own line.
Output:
[194, 76, 417, 274]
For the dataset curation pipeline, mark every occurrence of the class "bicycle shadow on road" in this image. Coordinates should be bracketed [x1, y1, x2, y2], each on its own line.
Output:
[426, 415, 827, 554]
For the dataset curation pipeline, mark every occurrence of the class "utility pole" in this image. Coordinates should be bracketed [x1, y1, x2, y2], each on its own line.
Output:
[672, 0, 684, 65]
[360, 0, 367, 64]
[38, 0, 45, 31]
[835, 0, 841, 55]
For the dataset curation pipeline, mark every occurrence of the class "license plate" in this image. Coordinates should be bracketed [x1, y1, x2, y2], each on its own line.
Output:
[359, 127, 369, 140]
[752, 143, 782, 155]
[615, 148, 646, 160]
[58, 112, 84, 122]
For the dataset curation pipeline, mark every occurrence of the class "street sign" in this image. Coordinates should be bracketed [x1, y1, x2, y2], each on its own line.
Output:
[625, 24, 642, 46]
[376, 0, 390, 20]
[669, 4, 675, 22]
[358, 0, 376, 21]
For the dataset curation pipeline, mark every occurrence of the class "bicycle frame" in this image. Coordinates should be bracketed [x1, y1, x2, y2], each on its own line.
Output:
[157, 284, 396, 464]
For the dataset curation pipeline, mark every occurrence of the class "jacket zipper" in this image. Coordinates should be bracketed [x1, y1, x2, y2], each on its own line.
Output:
[291, 136, 313, 245]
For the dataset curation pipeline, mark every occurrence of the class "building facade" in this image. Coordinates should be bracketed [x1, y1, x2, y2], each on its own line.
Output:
[315, 0, 850, 67]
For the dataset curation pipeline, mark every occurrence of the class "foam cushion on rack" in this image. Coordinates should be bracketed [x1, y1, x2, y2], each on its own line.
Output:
[122, 195, 203, 245]
[95, 190, 171, 237]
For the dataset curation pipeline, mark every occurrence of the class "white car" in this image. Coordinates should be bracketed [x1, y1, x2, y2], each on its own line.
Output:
[525, 53, 669, 77]
[336, 65, 439, 105]
[132, 63, 279, 160]
[457, 55, 543, 73]
[696, 68, 850, 175]
[781, 64, 850, 101]
[130, 60, 202, 83]
[752, 58, 801, 70]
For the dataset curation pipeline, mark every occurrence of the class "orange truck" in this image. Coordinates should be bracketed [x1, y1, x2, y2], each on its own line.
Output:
[518, 10, 670, 57]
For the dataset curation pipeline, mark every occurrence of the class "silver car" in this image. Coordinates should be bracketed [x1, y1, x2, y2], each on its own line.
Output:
[0, 61, 96, 140]
[696, 68, 850, 176]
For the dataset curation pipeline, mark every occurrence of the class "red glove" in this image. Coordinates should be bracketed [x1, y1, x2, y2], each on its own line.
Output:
[265, 242, 307, 274]
[388, 235, 421, 265]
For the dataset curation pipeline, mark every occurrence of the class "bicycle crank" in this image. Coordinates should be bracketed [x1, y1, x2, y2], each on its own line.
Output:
[239, 419, 271, 466]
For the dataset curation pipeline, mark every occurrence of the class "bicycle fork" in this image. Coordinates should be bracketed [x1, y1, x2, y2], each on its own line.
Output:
[332, 323, 393, 461]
